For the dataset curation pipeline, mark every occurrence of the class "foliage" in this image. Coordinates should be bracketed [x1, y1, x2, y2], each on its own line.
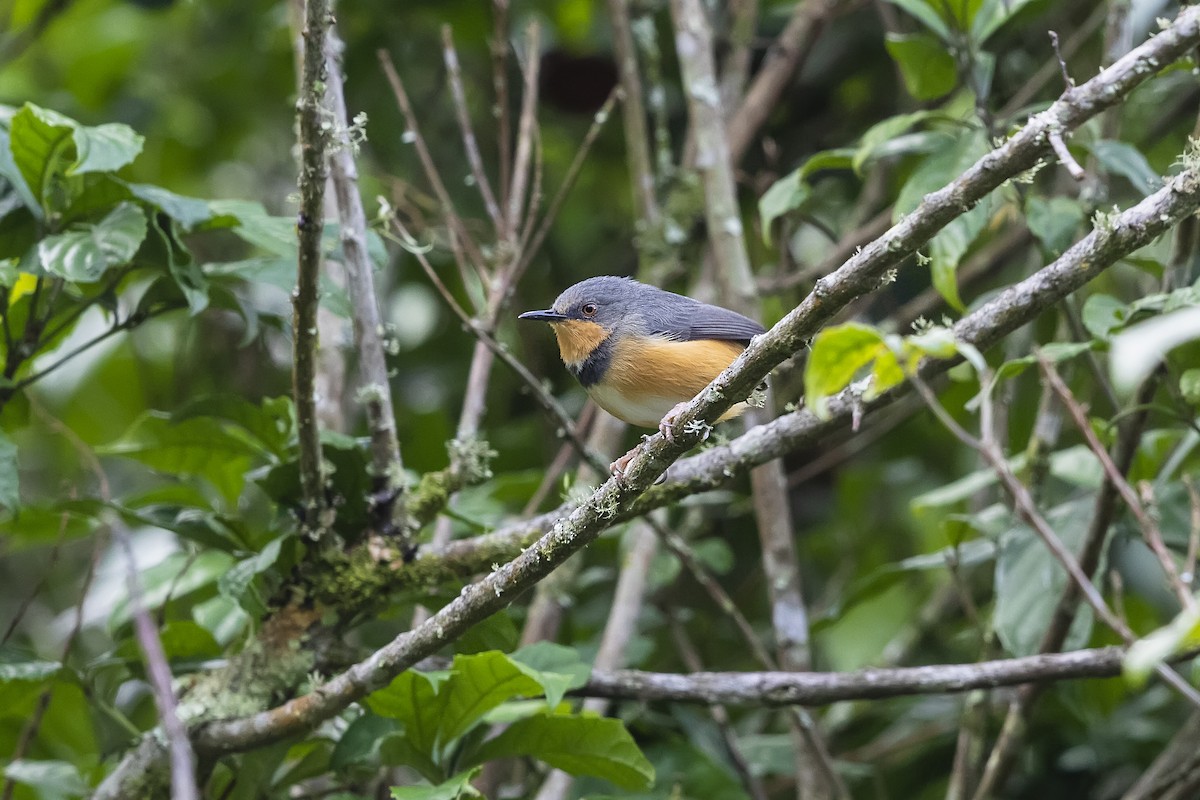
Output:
[2, 1, 1200, 799]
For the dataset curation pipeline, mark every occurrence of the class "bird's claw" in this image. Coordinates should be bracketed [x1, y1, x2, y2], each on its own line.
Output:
[609, 447, 668, 485]
[659, 401, 689, 444]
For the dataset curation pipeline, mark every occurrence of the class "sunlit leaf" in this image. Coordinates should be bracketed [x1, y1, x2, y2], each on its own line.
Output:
[1124, 600, 1200, 686]
[1111, 307, 1200, 395]
[804, 323, 886, 419]
[37, 201, 147, 282]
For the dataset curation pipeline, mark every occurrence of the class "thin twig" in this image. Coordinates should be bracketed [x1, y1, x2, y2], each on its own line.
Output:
[293, 0, 334, 529]
[667, 608, 771, 800]
[907, 371, 1200, 708]
[377, 50, 489, 276]
[442, 26, 503, 232]
[1039, 357, 1194, 610]
[114, 519, 199, 800]
[324, 25, 406, 536]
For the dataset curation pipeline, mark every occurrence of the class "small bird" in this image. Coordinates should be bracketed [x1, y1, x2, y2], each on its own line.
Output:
[519, 276, 764, 468]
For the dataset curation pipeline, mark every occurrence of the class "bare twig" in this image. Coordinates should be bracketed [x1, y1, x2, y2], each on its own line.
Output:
[727, 0, 842, 165]
[377, 50, 489, 277]
[906, 371, 1200, 707]
[443, 26, 503, 232]
[668, 608, 771, 800]
[1049, 129, 1085, 181]
[114, 520, 199, 800]
[293, 0, 334, 530]
[576, 645, 1195, 706]
[324, 26, 405, 536]
[1039, 357, 1195, 611]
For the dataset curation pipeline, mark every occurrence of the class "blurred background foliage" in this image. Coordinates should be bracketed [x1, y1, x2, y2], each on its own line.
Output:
[2, 0, 1200, 798]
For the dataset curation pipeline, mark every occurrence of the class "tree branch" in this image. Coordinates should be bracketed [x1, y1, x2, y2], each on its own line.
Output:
[293, 0, 334, 530]
[324, 26, 406, 536]
[578, 646, 1192, 706]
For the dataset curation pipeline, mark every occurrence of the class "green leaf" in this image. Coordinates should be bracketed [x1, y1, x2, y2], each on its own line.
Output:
[115, 620, 221, 663]
[436, 651, 549, 745]
[853, 110, 937, 174]
[173, 395, 294, 461]
[126, 182, 213, 229]
[98, 411, 269, 504]
[0, 427, 17, 512]
[1026, 195, 1084, 257]
[971, 0, 1038, 43]
[367, 671, 442, 761]
[0, 657, 61, 713]
[896, 129, 991, 311]
[994, 498, 1094, 656]
[509, 642, 592, 706]
[217, 535, 291, 618]
[1087, 140, 1161, 195]
[8, 104, 143, 216]
[389, 769, 482, 800]
[884, 0, 950, 39]
[1111, 307, 1200, 395]
[331, 713, 398, 770]
[1181, 368, 1200, 406]
[468, 714, 655, 791]
[885, 33, 957, 101]
[37, 201, 147, 282]
[1081, 294, 1127, 339]
[895, 129, 989, 218]
[994, 341, 1097, 381]
[758, 171, 811, 245]
[1124, 601, 1200, 686]
[69, 120, 145, 175]
[109, 550, 236, 629]
[379, 733, 445, 785]
[804, 323, 886, 419]
[3, 760, 90, 800]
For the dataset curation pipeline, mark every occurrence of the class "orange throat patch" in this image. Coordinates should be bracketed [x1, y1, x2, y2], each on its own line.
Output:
[550, 320, 610, 367]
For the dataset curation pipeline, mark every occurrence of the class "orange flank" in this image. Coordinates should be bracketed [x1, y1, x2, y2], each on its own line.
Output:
[590, 336, 747, 428]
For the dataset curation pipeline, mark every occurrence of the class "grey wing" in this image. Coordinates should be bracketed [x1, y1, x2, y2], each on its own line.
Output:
[649, 301, 765, 345]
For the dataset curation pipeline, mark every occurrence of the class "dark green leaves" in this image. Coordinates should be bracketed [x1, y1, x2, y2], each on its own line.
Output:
[469, 714, 655, 790]
[885, 33, 957, 100]
[365, 648, 649, 794]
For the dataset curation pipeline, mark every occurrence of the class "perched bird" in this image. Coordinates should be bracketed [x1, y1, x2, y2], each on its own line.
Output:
[519, 276, 765, 462]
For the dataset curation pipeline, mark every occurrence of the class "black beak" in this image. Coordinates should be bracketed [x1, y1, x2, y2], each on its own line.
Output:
[518, 309, 568, 323]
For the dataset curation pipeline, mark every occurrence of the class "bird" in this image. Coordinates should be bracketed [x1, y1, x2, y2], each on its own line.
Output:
[519, 276, 765, 473]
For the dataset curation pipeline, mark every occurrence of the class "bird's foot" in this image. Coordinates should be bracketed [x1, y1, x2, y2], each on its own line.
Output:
[609, 448, 637, 481]
[659, 401, 690, 444]
[609, 445, 669, 485]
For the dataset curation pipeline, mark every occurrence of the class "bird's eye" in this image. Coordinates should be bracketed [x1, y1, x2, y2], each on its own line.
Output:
[581, 303, 598, 317]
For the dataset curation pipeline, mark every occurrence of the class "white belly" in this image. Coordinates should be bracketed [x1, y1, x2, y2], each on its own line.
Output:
[587, 385, 680, 429]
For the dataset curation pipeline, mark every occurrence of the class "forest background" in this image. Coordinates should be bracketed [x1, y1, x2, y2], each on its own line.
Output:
[3, 0, 1200, 799]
